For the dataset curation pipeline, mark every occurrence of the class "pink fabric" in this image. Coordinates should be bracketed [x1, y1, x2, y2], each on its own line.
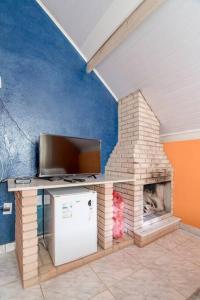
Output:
[112, 191, 124, 239]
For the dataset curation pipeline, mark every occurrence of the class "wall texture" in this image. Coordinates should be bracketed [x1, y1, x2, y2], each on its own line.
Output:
[164, 140, 200, 229]
[0, 0, 118, 244]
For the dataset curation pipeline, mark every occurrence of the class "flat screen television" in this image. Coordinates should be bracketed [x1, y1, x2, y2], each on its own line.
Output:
[39, 134, 101, 177]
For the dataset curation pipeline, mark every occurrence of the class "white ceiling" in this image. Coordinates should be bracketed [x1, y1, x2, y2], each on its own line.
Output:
[39, 0, 200, 136]
[40, 0, 113, 48]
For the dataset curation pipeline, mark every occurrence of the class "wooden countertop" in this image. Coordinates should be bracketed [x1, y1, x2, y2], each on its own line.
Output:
[7, 175, 135, 192]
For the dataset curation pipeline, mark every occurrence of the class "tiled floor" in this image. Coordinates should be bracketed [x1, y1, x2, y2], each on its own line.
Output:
[38, 233, 133, 282]
[0, 229, 200, 300]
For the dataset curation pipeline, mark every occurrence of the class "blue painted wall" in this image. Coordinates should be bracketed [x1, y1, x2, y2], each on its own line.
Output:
[0, 0, 118, 244]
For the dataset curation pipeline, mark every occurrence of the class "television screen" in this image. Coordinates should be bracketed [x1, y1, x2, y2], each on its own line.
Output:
[39, 134, 101, 177]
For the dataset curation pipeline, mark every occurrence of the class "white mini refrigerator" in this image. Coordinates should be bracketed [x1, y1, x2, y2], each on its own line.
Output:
[44, 187, 97, 266]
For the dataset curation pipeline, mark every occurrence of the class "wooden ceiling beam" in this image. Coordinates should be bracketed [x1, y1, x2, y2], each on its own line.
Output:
[86, 0, 166, 73]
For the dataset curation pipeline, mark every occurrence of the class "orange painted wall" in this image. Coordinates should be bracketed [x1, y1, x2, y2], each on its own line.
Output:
[163, 140, 200, 228]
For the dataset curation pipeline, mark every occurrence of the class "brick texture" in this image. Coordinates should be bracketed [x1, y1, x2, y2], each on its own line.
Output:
[15, 190, 39, 288]
[105, 91, 173, 234]
[88, 184, 113, 249]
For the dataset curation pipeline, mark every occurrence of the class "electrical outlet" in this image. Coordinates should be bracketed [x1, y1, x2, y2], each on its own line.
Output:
[3, 203, 12, 215]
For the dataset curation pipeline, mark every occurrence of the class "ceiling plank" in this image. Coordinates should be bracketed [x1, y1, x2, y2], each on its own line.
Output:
[82, 0, 143, 60]
[86, 0, 166, 73]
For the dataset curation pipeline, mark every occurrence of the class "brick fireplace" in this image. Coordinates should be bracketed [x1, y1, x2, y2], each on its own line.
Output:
[106, 90, 180, 246]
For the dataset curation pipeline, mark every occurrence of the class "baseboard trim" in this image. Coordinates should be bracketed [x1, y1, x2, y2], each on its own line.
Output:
[0, 242, 15, 255]
[180, 222, 200, 238]
[160, 129, 200, 142]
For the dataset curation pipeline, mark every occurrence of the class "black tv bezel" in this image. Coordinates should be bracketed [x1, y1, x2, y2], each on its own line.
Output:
[38, 133, 102, 178]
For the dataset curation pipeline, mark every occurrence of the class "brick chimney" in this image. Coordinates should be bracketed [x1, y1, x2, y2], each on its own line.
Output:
[105, 90, 173, 235]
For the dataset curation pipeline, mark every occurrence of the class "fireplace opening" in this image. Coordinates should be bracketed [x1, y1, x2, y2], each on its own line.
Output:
[143, 181, 171, 222]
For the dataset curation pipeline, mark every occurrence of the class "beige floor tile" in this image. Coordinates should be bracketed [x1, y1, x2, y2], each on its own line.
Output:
[0, 281, 43, 300]
[90, 249, 142, 287]
[186, 232, 200, 242]
[172, 237, 200, 266]
[156, 229, 190, 250]
[2, 232, 200, 300]
[170, 229, 192, 243]
[187, 288, 200, 300]
[124, 242, 170, 267]
[91, 290, 115, 300]
[0, 252, 19, 287]
[41, 265, 105, 300]
[109, 268, 184, 300]
[146, 251, 200, 298]
[179, 230, 200, 241]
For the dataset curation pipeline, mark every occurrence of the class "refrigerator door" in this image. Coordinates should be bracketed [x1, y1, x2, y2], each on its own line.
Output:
[53, 191, 97, 266]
